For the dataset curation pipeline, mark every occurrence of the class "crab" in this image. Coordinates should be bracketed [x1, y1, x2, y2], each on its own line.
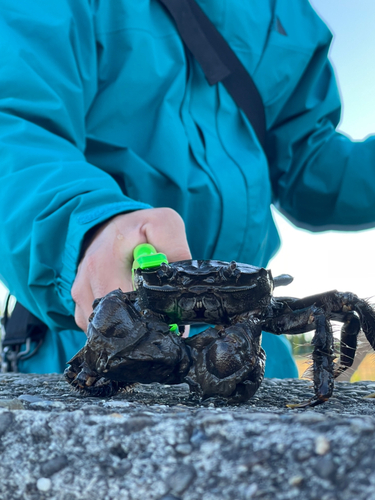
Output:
[64, 260, 375, 406]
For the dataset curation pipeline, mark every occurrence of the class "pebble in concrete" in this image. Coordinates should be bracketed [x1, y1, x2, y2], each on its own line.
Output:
[36, 478, 52, 492]
[315, 435, 330, 455]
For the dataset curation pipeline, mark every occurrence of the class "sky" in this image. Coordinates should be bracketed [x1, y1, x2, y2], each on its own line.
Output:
[270, 0, 375, 300]
[1, 0, 375, 309]
[310, 0, 375, 139]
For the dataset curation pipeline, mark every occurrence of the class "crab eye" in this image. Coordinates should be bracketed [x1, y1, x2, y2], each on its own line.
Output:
[158, 263, 174, 279]
[223, 261, 237, 278]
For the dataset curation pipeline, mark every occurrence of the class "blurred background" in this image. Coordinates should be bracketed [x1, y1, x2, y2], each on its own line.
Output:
[270, 0, 375, 380]
[1, 0, 375, 380]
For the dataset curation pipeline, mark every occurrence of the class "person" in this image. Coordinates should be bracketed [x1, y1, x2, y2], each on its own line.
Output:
[1, 0, 374, 377]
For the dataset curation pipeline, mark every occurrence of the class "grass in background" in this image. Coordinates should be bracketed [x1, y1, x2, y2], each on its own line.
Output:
[350, 354, 375, 382]
[288, 332, 375, 382]
[294, 353, 375, 382]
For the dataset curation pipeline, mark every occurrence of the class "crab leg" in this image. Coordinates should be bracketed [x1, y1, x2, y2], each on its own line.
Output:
[332, 312, 360, 377]
[348, 295, 375, 349]
[262, 303, 334, 406]
[264, 291, 375, 404]
[273, 292, 375, 375]
[310, 310, 334, 405]
[273, 292, 375, 343]
[346, 295, 375, 398]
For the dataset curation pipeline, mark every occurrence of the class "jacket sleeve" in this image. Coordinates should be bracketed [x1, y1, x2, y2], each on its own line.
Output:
[267, 34, 375, 232]
[0, 2, 151, 330]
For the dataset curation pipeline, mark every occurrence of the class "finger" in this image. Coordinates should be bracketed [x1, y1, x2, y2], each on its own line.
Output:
[78, 259, 133, 322]
[71, 217, 142, 329]
[71, 249, 132, 331]
[141, 208, 192, 262]
[74, 303, 91, 332]
[71, 268, 95, 332]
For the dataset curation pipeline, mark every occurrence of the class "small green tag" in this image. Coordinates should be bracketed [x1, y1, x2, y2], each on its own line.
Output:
[135, 253, 169, 269]
[132, 243, 169, 288]
[169, 324, 180, 335]
[133, 243, 168, 270]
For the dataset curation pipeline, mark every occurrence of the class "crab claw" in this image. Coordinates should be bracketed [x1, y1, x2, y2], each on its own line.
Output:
[64, 289, 192, 396]
[64, 348, 122, 397]
[184, 319, 265, 403]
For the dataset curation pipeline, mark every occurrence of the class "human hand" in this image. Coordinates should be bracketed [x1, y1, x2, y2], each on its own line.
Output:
[71, 208, 191, 332]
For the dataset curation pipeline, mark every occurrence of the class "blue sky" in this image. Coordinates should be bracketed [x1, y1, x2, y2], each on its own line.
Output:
[310, 0, 375, 139]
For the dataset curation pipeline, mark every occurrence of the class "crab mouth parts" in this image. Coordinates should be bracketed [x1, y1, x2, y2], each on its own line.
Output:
[194, 300, 204, 310]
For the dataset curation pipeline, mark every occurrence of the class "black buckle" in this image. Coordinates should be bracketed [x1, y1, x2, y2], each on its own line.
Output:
[1, 295, 47, 372]
[1, 338, 45, 373]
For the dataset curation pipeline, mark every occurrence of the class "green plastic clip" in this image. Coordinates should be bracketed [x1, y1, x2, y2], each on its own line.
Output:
[132, 243, 178, 335]
[169, 323, 180, 336]
[133, 243, 168, 270]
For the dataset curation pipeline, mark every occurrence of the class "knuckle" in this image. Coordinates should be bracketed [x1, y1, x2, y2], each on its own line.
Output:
[71, 280, 82, 306]
[154, 207, 185, 228]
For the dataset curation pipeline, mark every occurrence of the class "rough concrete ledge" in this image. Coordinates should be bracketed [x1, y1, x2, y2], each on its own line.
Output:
[0, 373, 375, 500]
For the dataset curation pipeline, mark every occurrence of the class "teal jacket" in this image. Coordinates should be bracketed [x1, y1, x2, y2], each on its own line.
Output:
[1, 0, 375, 376]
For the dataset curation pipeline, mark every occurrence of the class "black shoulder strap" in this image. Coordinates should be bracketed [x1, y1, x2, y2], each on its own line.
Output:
[158, 0, 267, 153]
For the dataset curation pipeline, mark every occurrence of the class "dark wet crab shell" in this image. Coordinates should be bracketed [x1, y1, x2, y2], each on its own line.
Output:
[133, 260, 274, 325]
